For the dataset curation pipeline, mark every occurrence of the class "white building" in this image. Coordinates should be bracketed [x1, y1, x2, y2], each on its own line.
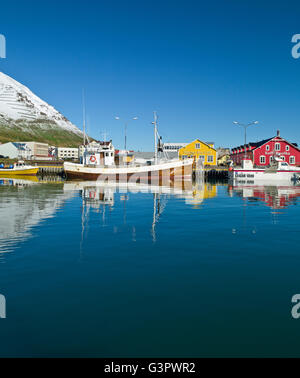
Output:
[57, 147, 79, 160]
[163, 142, 188, 152]
[23, 142, 49, 160]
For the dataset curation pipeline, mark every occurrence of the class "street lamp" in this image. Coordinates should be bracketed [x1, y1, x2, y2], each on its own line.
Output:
[115, 116, 138, 151]
[233, 120, 259, 159]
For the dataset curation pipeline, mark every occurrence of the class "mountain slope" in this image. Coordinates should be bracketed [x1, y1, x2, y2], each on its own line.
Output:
[0, 72, 83, 146]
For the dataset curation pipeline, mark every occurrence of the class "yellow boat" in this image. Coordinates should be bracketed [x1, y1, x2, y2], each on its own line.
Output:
[0, 161, 39, 176]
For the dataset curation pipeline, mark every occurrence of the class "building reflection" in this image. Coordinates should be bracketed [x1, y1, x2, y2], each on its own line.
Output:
[229, 182, 300, 209]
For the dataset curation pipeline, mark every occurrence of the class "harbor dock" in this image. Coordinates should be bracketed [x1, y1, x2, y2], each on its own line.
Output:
[29, 161, 65, 176]
[203, 166, 229, 179]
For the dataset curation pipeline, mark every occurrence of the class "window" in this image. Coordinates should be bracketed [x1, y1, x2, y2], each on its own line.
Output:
[195, 143, 201, 149]
[275, 143, 280, 151]
[281, 156, 285, 161]
[286, 145, 290, 151]
[270, 156, 274, 162]
[266, 145, 270, 151]
[207, 155, 214, 163]
[199, 155, 205, 161]
[260, 156, 266, 164]
[290, 156, 295, 164]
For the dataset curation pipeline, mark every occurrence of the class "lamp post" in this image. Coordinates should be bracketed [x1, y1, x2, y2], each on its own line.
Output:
[233, 121, 259, 160]
[115, 116, 138, 152]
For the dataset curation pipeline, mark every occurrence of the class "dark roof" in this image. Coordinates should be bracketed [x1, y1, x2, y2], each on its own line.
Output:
[248, 137, 273, 148]
[232, 136, 300, 151]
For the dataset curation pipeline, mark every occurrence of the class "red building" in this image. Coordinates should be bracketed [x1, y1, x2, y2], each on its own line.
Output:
[231, 130, 300, 166]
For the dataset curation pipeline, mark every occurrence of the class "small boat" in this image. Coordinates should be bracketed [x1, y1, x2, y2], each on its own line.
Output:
[229, 156, 300, 183]
[0, 160, 39, 176]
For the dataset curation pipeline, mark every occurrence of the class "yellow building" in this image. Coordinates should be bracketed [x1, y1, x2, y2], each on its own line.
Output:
[179, 139, 217, 166]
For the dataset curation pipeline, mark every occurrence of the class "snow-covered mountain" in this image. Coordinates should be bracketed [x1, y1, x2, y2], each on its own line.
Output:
[0, 72, 83, 145]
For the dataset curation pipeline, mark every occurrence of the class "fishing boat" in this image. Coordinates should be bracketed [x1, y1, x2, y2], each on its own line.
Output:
[0, 160, 39, 176]
[229, 156, 300, 184]
[64, 112, 194, 182]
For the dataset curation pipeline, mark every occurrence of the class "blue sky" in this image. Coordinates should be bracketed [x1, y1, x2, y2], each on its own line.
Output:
[1, 0, 300, 150]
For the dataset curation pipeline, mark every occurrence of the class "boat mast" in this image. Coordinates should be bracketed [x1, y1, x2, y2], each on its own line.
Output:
[82, 89, 86, 146]
[153, 111, 158, 164]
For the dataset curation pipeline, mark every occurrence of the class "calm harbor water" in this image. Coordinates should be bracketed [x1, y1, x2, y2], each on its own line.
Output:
[0, 177, 300, 357]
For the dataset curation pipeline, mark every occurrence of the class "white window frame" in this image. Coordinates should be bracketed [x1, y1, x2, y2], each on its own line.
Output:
[260, 155, 266, 164]
[207, 155, 214, 163]
[199, 155, 205, 161]
[195, 143, 201, 149]
[290, 156, 295, 164]
[286, 145, 290, 151]
[275, 143, 280, 151]
[266, 145, 270, 151]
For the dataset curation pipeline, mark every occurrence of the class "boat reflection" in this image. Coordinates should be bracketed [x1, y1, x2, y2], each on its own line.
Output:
[229, 181, 300, 209]
[64, 180, 217, 207]
[0, 175, 39, 186]
[64, 180, 217, 243]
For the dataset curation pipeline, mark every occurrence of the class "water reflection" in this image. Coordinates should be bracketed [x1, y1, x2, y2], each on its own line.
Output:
[230, 182, 300, 209]
[0, 177, 74, 256]
[64, 180, 217, 206]
[64, 180, 218, 242]
[1, 177, 300, 257]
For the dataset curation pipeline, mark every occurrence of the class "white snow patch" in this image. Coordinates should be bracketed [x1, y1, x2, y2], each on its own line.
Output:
[0, 72, 82, 135]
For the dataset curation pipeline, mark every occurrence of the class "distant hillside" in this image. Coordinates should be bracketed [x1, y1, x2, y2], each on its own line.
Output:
[0, 117, 83, 147]
[0, 71, 84, 147]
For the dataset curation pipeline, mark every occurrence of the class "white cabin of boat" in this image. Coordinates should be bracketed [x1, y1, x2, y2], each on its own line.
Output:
[82, 140, 115, 167]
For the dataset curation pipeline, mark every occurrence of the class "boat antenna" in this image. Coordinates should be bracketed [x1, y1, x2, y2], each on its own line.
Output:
[85, 115, 91, 144]
[152, 111, 158, 164]
[101, 130, 108, 142]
